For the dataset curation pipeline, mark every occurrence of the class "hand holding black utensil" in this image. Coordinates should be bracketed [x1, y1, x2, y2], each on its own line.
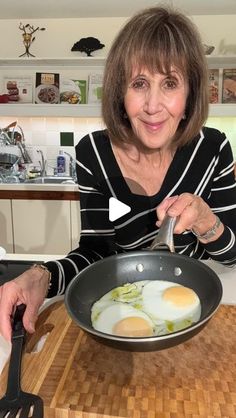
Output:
[0, 304, 44, 418]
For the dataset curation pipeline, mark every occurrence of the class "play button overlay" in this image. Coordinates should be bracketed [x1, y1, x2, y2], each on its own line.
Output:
[109, 197, 131, 222]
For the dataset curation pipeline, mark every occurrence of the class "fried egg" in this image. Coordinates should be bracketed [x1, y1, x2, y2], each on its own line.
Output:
[142, 281, 201, 322]
[91, 280, 201, 337]
[92, 302, 155, 337]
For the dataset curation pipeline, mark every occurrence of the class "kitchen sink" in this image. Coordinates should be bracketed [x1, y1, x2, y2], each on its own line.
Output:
[24, 176, 76, 184]
[0, 260, 40, 285]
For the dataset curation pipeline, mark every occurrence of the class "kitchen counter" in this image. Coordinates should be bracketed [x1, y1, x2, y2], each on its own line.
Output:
[0, 183, 80, 200]
[0, 183, 78, 192]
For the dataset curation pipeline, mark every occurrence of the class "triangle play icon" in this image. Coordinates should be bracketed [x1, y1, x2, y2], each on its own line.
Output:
[109, 197, 131, 222]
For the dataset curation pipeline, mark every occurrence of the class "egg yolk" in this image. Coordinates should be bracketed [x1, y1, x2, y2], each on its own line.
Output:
[112, 316, 154, 337]
[163, 286, 197, 307]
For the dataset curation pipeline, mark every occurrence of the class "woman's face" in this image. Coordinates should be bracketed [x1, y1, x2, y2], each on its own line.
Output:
[124, 67, 188, 151]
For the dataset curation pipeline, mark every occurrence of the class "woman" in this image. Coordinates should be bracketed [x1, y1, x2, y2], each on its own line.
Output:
[0, 6, 236, 340]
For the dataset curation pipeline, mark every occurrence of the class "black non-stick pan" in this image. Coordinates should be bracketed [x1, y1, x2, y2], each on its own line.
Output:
[65, 217, 222, 351]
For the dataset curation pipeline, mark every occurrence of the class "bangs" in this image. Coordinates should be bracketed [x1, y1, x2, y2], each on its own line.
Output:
[124, 23, 188, 81]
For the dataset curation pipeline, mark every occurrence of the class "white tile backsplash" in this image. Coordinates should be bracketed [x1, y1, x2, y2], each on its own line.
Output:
[30, 117, 47, 131]
[57, 118, 74, 132]
[45, 131, 59, 146]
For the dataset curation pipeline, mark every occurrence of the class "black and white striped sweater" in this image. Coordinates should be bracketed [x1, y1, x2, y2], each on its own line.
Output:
[46, 127, 236, 297]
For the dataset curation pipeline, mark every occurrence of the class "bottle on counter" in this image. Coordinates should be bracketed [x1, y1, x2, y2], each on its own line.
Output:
[57, 150, 66, 174]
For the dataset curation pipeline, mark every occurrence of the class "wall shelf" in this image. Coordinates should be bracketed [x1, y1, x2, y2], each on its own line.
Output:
[206, 55, 236, 68]
[1, 55, 236, 68]
[0, 103, 101, 117]
[0, 103, 235, 118]
[0, 57, 106, 69]
[209, 104, 236, 117]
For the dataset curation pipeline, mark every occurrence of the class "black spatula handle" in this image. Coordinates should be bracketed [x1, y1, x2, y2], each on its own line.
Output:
[5, 304, 26, 400]
[12, 304, 26, 337]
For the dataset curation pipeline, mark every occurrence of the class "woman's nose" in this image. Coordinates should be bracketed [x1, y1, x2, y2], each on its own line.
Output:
[143, 88, 164, 114]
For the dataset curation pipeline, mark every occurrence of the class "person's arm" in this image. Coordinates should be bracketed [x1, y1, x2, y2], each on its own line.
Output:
[0, 264, 50, 340]
[198, 138, 236, 266]
[157, 137, 236, 266]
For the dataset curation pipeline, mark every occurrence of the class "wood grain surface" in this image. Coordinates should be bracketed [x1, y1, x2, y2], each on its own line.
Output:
[0, 190, 80, 200]
[1, 301, 236, 418]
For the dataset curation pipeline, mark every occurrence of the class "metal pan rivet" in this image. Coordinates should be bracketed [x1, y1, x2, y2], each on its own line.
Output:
[174, 267, 182, 276]
[136, 263, 144, 272]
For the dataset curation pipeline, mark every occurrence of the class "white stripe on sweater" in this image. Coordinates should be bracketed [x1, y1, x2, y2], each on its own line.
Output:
[89, 132, 117, 198]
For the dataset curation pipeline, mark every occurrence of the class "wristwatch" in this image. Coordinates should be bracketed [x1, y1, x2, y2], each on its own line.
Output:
[191, 216, 221, 241]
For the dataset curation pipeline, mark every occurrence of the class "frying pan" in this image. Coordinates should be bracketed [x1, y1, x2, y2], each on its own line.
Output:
[65, 217, 222, 351]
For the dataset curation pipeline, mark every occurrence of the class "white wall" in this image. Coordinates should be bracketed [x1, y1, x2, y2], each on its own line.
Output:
[0, 15, 236, 58]
[0, 17, 125, 58]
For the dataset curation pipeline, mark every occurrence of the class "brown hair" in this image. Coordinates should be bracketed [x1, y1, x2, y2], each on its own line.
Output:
[102, 6, 209, 147]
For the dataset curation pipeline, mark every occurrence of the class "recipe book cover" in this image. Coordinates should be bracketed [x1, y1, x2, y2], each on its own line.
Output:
[87, 73, 103, 104]
[3, 75, 33, 103]
[60, 78, 87, 104]
[35, 72, 60, 104]
[222, 68, 236, 103]
[208, 69, 219, 103]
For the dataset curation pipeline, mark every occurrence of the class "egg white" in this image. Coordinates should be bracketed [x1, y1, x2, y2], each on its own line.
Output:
[142, 280, 201, 322]
[92, 302, 155, 335]
[91, 281, 147, 324]
[91, 280, 201, 337]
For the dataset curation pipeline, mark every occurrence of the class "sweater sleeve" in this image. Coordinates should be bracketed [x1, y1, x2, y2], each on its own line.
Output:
[199, 134, 236, 267]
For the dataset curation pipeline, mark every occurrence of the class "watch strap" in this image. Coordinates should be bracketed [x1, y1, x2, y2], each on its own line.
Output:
[191, 216, 221, 241]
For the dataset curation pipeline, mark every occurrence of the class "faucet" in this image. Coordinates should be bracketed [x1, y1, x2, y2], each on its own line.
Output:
[64, 151, 77, 180]
[37, 149, 47, 177]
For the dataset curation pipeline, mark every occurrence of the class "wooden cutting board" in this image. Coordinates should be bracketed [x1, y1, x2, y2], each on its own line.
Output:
[1, 300, 236, 418]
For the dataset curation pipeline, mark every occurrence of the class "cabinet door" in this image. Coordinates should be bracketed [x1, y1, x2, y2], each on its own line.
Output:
[70, 200, 81, 250]
[0, 199, 14, 253]
[12, 199, 71, 255]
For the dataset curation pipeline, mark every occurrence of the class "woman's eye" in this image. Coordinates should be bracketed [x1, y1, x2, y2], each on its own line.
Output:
[131, 79, 147, 89]
[164, 78, 178, 89]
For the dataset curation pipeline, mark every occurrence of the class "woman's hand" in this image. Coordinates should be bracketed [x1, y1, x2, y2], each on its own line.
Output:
[0, 267, 49, 341]
[156, 193, 224, 240]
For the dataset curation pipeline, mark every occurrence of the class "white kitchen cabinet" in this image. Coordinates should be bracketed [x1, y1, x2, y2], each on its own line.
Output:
[12, 199, 72, 255]
[0, 199, 14, 253]
[70, 200, 81, 250]
[1, 56, 236, 118]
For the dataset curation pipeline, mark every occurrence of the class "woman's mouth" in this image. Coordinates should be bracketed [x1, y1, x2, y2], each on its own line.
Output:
[142, 119, 165, 131]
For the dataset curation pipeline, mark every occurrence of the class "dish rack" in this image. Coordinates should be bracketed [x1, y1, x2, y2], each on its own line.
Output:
[0, 121, 32, 183]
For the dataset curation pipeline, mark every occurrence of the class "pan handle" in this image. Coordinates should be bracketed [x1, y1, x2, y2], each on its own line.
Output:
[150, 215, 176, 253]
